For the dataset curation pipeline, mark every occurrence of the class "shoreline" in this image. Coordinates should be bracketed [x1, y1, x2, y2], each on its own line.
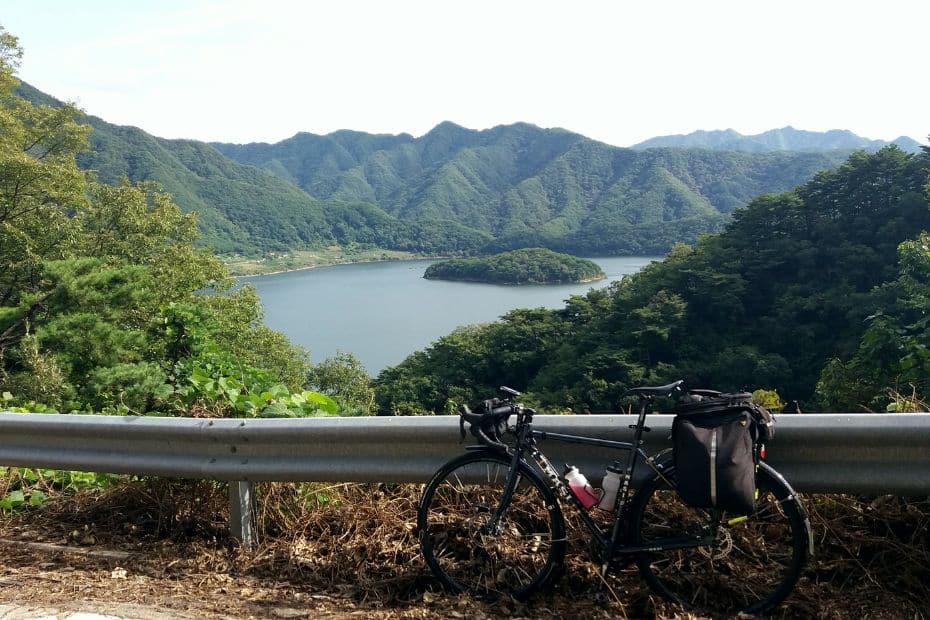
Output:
[228, 251, 657, 279]
[229, 254, 443, 278]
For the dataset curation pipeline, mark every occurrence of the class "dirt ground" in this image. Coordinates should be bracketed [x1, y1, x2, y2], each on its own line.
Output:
[0, 481, 927, 619]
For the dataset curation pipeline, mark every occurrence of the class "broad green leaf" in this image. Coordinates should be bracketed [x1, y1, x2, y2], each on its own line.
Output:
[259, 402, 292, 418]
[301, 391, 339, 414]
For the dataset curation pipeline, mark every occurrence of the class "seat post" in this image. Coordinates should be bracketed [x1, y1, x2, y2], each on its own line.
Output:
[631, 397, 650, 440]
[619, 397, 651, 489]
[615, 396, 652, 490]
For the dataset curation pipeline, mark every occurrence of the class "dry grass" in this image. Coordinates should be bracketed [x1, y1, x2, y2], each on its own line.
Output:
[0, 478, 928, 618]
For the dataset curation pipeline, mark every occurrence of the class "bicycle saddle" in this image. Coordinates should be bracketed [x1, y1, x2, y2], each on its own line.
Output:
[625, 380, 684, 397]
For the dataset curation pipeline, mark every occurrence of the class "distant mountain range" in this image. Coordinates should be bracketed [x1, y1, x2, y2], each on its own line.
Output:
[210, 122, 849, 255]
[20, 83, 906, 257]
[632, 126, 923, 153]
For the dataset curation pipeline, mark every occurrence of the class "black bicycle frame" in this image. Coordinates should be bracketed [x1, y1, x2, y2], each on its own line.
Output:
[518, 399, 713, 571]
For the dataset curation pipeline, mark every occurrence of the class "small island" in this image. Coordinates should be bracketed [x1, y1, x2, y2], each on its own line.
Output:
[424, 248, 606, 285]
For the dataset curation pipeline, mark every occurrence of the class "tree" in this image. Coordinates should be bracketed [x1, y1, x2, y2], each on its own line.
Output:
[307, 352, 374, 415]
[0, 29, 327, 417]
[0, 30, 89, 312]
[816, 232, 930, 410]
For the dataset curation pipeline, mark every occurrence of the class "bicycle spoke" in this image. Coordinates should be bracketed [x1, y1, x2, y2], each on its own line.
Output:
[633, 466, 808, 614]
[418, 453, 565, 601]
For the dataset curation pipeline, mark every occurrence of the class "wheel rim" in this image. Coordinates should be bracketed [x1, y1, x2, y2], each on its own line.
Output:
[420, 456, 560, 599]
[635, 469, 806, 614]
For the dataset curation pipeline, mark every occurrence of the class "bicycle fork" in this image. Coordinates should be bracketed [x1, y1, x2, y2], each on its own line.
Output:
[478, 412, 548, 536]
[479, 444, 526, 536]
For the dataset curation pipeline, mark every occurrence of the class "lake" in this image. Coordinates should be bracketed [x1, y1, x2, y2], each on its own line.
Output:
[247, 256, 657, 374]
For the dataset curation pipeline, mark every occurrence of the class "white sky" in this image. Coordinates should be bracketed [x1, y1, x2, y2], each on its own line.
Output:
[2, 0, 928, 147]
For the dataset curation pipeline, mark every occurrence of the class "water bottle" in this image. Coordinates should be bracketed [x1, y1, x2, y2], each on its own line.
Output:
[597, 463, 623, 511]
[563, 465, 600, 510]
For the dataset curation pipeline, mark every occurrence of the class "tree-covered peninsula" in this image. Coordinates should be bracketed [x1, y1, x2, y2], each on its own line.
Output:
[424, 249, 605, 285]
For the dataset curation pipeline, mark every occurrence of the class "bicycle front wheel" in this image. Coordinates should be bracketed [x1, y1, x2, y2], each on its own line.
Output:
[417, 450, 566, 601]
[629, 462, 810, 615]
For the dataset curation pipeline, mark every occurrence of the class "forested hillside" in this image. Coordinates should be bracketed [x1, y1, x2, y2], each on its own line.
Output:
[15, 84, 487, 257]
[633, 126, 923, 153]
[19, 80, 855, 259]
[375, 146, 930, 415]
[216, 123, 850, 255]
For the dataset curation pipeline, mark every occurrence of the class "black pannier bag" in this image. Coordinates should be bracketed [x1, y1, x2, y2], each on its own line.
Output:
[671, 390, 774, 515]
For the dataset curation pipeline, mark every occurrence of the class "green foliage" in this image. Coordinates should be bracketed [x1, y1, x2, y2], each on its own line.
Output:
[0, 71, 89, 311]
[86, 362, 169, 414]
[0, 30, 334, 419]
[194, 287, 311, 391]
[307, 352, 375, 415]
[884, 385, 928, 413]
[424, 248, 604, 285]
[157, 300, 333, 418]
[375, 308, 571, 414]
[752, 389, 783, 411]
[377, 146, 930, 413]
[2, 334, 69, 407]
[815, 231, 930, 410]
[0, 466, 119, 513]
[173, 347, 337, 418]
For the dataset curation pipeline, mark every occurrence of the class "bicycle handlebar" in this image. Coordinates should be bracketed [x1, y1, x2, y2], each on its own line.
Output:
[458, 398, 522, 451]
[458, 380, 684, 450]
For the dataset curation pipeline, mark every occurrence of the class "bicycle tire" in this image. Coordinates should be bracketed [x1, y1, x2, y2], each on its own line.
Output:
[417, 450, 566, 601]
[629, 462, 810, 615]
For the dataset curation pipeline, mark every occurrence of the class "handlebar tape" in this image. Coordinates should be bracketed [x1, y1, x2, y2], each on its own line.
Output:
[458, 402, 513, 450]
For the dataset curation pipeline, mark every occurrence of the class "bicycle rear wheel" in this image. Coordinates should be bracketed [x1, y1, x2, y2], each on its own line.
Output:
[417, 450, 566, 601]
[629, 462, 810, 615]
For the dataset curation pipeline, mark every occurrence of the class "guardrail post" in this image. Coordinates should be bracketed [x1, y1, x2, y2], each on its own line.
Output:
[229, 480, 255, 548]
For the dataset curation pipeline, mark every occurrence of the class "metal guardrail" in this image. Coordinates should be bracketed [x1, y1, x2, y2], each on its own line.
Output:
[2, 412, 929, 545]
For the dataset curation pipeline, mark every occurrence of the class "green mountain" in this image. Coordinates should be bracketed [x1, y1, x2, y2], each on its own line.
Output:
[19, 82, 856, 257]
[214, 122, 849, 254]
[633, 126, 924, 153]
[15, 83, 336, 254]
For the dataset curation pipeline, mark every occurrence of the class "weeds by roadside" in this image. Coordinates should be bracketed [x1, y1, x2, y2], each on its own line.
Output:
[0, 477, 928, 618]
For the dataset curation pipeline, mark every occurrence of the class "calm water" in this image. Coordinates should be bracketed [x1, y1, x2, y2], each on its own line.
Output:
[247, 256, 657, 374]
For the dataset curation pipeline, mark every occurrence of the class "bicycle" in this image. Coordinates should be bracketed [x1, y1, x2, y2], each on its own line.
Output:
[417, 381, 813, 615]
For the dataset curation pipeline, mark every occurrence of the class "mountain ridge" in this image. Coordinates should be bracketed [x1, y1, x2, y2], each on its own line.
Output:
[633, 126, 923, 153]
[212, 122, 850, 255]
[15, 81, 863, 258]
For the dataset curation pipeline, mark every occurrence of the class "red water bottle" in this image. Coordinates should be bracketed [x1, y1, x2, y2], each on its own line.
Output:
[563, 465, 600, 510]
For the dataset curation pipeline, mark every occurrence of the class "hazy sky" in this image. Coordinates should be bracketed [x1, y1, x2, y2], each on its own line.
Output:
[2, 0, 928, 147]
